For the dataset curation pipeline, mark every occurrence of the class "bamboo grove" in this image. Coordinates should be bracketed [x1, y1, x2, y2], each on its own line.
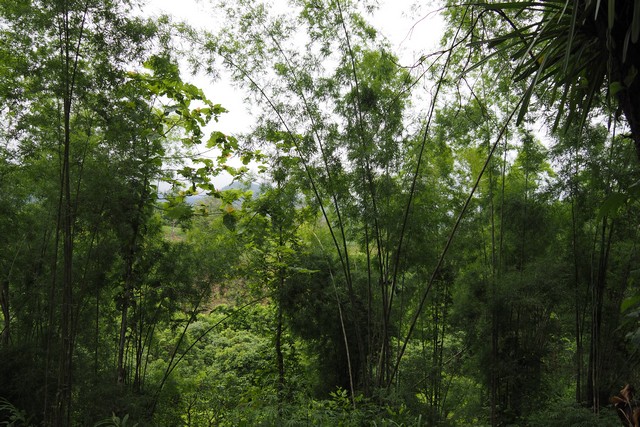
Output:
[1, 0, 640, 425]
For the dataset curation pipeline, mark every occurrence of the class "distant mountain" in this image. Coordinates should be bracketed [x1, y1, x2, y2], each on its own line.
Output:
[184, 193, 207, 205]
[184, 182, 261, 205]
[221, 181, 262, 194]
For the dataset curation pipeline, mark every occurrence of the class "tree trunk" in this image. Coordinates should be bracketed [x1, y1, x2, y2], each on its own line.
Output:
[117, 163, 149, 386]
[133, 293, 145, 392]
[117, 289, 130, 385]
[53, 80, 75, 427]
[117, 231, 138, 385]
[569, 143, 583, 403]
[490, 310, 499, 427]
[587, 218, 612, 411]
[275, 297, 285, 409]
[0, 280, 9, 346]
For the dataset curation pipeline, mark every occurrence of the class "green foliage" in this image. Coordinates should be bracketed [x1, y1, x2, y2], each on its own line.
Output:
[463, 0, 640, 157]
[148, 304, 283, 425]
[0, 0, 257, 423]
[0, 398, 32, 427]
[3, 0, 640, 425]
[523, 399, 620, 427]
[93, 413, 137, 427]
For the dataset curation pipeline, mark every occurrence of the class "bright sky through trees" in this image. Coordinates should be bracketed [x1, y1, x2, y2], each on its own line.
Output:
[142, 0, 444, 189]
[3, 1, 639, 425]
[144, 0, 444, 134]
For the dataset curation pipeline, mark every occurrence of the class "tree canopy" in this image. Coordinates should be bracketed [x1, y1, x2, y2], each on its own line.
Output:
[1, 0, 639, 426]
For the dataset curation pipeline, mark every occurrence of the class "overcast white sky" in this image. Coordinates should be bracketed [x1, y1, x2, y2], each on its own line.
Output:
[143, 0, 444, 127]
[144, 0, 444, 57]
[142, 0, 445, 188]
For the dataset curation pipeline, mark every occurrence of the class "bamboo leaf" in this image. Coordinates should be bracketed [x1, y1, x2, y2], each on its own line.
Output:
[598, 192, 627, 219]
[624, 28, 632, 62]
[610, 81, 624, 96]
[622, 295, 640, 313]
[564, 0, 578, 72]
[579, 59, 606, 129]
[608, 0, 615, 30]
[632, 0, 640, 43]
[624, 65, 638, 87]
[553, 82, 570, 130]
[517, 54, 548, 124]
[475, 1, 564, 10]
[476, 2, 544, 10]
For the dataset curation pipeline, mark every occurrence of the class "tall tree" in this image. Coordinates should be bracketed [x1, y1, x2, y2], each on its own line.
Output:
[0, 1, 244, 423]
[199, 0, 424, 393]
[0, 1, 160, 422]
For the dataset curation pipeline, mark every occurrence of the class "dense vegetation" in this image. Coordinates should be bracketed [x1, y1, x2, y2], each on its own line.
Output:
[1, 0, 640, 425]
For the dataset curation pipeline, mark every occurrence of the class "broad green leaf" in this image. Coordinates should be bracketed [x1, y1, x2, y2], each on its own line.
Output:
[207, 131, 226, 148]
[608, 0, 615, 30]
[609, 81, 624, 96]
[598, 192, 627, 219]
[622, 295, 640, 313]
[624, 65, 638, 87]
[222, 211, 237, 231]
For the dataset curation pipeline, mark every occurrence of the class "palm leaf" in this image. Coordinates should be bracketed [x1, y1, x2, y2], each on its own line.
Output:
[472, 0, 611, 132]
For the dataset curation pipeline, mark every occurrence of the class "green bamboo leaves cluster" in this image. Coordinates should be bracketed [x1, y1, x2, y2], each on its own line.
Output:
[470, 0, 640, 157]
[201, 0, 428, 394]
[3, 0, 640, 424]
[0, 0, 249, 424]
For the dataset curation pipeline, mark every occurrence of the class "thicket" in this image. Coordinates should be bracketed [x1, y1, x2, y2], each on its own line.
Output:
[1, 0, 640, 426]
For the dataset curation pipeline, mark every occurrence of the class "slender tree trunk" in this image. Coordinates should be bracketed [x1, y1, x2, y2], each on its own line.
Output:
[430, 292, 440, 424]
[117, 228, 140, 387]
[149, 297, 204, 417]
[117, 258, 133, 385]
[429, 284, 448, 424]
[117, 224, 140, 385]
[490, 310, 498, 427]
[437, 283, 449, 421]
[364, 222, 373, 395]
[54, 73, 74, 427]
[51, 3, 89, 422]
[570, 185, 584, 403]
[0, 280, 9, 346]
[95, 284, 100, 377]
[141, 307, 164, 392]
[275, 295, 285, 408]
[587, 218, 612, 412]
[275, 182, 286, 411]
[488, 135, 499, 427]
[118, 157, 149, 385]
[0, 238, 25, 346]
[133, 289, 145, 392]
[44, 161, 64, 425]
[571, 202, 584, 403]
[571, 148, 584, 403]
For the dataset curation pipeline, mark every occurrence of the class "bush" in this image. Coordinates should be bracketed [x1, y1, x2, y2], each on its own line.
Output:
[523, 399, 620, 427]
